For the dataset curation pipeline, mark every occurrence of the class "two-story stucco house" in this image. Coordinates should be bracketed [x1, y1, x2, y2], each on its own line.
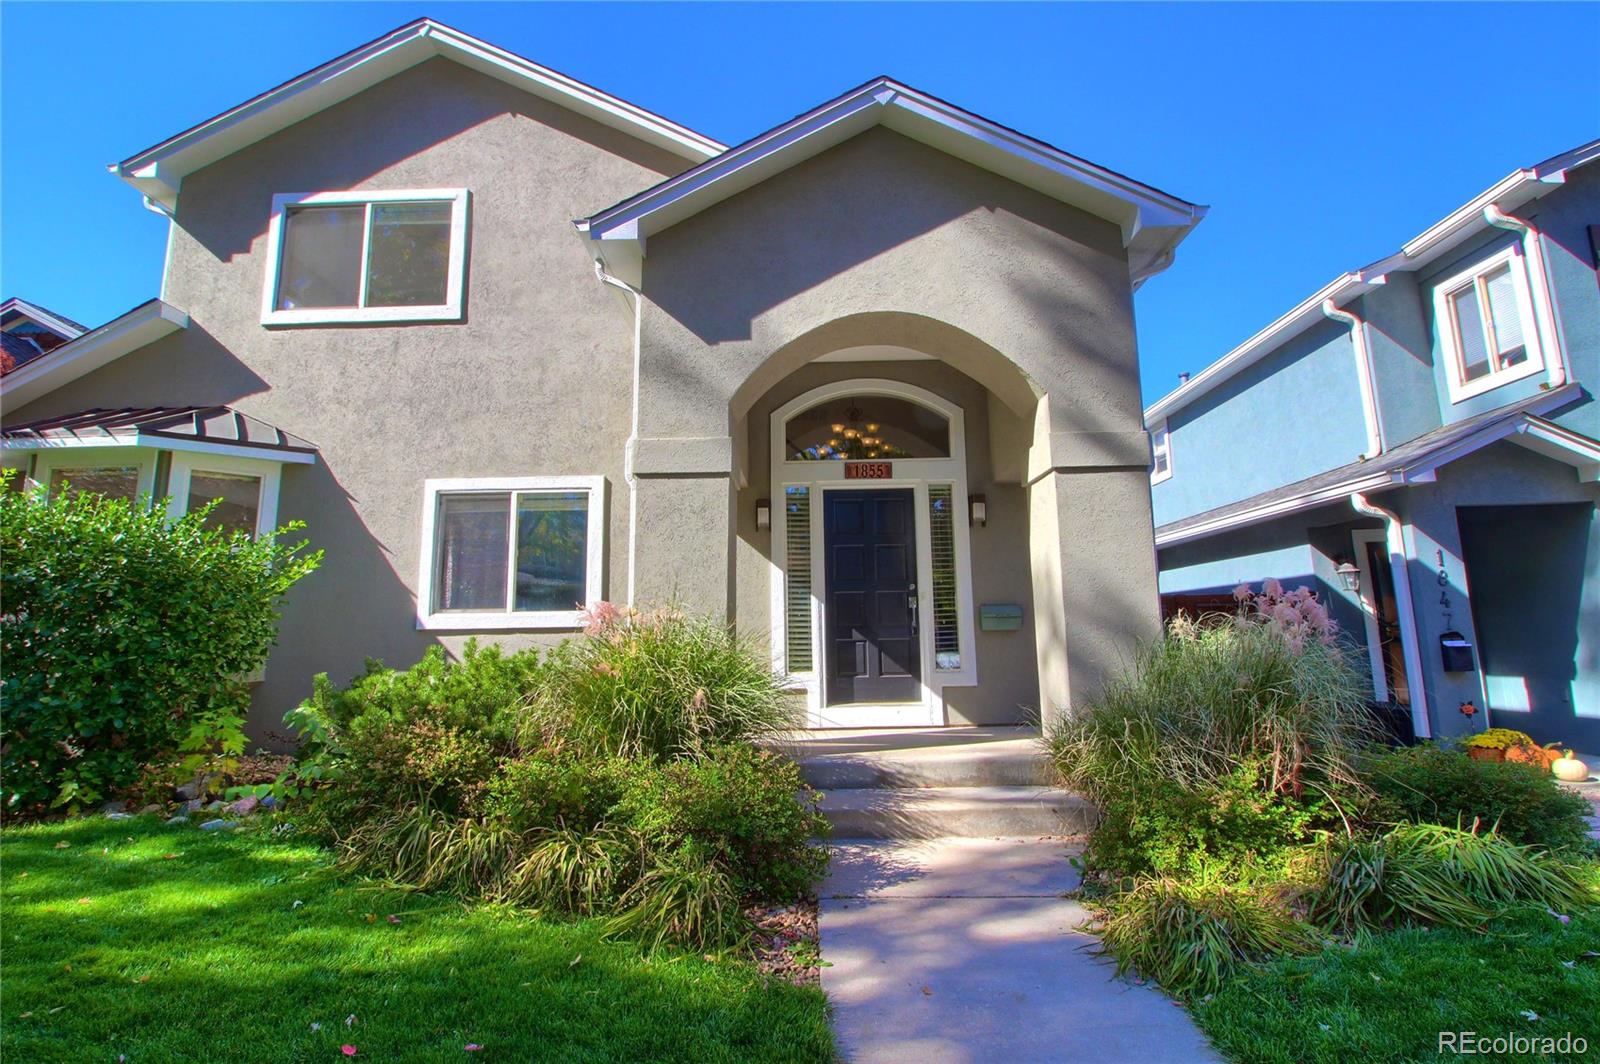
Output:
[0, 20, 1206, 739]
[1151, 140, 1600, 751]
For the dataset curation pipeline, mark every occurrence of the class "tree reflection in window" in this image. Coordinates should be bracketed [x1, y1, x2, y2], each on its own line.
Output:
[785, 396, 950, 461]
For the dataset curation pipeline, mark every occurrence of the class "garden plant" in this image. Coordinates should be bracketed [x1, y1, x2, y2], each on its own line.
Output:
[1048, 579, 1599, 1056]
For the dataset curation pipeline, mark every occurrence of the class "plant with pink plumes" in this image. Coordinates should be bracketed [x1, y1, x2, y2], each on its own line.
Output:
[1232, 578, 1339, 654]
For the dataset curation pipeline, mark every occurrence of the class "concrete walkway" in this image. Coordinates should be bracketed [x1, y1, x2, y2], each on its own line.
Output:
[819, 837, 1221, 1064]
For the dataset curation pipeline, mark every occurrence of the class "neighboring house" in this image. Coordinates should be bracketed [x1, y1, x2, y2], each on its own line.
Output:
[0, 19, 1205, 738]
[1, 298, 87, 374]
[1150, 141, 1600, 751]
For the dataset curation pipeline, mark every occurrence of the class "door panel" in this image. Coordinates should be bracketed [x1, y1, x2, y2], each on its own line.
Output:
[825, 488, 921, 705]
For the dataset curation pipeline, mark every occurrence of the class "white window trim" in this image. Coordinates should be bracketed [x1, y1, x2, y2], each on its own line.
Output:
[767, 379, 978, 728]
[416, 475, 605, 632]
[260, 188, 470, 326]
[1434, 245, 1545, 404]
[32, 448, 159, 503]
[166, 452, 284, 540]
[1150, 420, 1173, 484]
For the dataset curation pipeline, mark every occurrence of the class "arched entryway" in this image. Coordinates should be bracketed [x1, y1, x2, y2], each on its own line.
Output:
[769, 379, 977, 726]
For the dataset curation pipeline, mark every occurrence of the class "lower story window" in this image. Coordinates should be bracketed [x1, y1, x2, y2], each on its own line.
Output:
[418, 476, 604, 630]
[186, 471, 262, 536]
[47, 465, 142, 503]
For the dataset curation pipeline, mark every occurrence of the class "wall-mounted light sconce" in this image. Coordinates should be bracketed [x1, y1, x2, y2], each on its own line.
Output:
[1334, 557, 1360, 593]
[755, 498, 771, 532]
[969, 493, 987, 528]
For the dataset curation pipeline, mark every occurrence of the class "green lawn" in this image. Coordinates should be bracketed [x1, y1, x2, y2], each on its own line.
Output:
[1195, 907, 1600, 1063]
[1, 816, 833, 1063]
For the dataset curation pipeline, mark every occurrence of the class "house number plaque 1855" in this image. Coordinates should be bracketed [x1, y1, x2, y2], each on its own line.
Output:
[845, 461, 893, 480]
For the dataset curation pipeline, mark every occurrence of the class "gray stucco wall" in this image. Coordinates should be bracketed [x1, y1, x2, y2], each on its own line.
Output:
[5, 59, 688, 738]
[625, 127, 1161, 717]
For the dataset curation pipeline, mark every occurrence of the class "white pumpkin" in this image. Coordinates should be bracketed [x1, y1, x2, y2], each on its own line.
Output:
[1551, 750, 1590, 783]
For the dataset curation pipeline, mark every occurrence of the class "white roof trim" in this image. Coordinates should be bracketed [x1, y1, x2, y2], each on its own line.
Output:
[1511, 416, 1600, 483]
[111, 19, 725, 213]
[1145, 139, 1600, 426]
[0, 300, 189, 413]
[578, 78, 1206, 288]
[1, 298, 87, 340]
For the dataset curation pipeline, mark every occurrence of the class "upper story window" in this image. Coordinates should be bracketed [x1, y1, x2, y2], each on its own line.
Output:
[1150, 421, 1172, 483]
[1434, 246, 1544, 403]
[261, 189, 469, 326]
[784, 395, 950, 461]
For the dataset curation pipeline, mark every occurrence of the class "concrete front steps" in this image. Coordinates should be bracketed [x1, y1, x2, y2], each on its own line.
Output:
[784, 726, 1094, 839]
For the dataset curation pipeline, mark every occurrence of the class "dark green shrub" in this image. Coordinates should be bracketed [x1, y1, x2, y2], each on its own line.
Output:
[482, 751, 640, 833]
[290, 643, 543, 826]
[1363, 743, 1593, 852]
[0, 480, 320, 815]
[1086, 762, 1328, 881]
[1048, 615, 1379, 805]
[527, 604, 801, 761]
[614, 744, 828, 901]
[1095, 876, 1321, 999]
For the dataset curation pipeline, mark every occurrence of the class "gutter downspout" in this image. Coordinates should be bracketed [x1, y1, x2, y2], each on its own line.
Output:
[594, 258, 643, 606]
[1322, 298, 1384, 458]
[1484, 204, 1569, 390]
[1351, 492, 1431, 739]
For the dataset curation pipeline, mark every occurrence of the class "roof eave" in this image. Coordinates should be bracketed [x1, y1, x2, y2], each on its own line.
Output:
[110, 20, 725, 212]
[0, 300, 189, 413]
[1145, 139, 1600, 425]
[578, 79, 1206, 272]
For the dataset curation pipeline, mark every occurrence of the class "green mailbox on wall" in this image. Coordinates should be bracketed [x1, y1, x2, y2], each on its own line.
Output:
[979, 604, 1024, 631]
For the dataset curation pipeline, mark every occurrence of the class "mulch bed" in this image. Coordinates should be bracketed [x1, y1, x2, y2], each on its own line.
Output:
[748, 897, 822, 986]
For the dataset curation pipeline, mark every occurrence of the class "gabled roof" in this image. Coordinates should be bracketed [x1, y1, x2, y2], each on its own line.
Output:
[1154, 384, 1592, 548]
[1145, 138, 1600, 426]
[1, 406, 317, 464]
[0, 300, 189, 412]
[577, 77, 1207, 288]
[111, 19, 726, 214]
[1, 297, 89, 339]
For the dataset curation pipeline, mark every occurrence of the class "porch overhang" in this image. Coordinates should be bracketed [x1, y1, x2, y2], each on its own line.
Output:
[1154, 384, 1589, 549]
[0, 300, 188, 412]
[1, 406, 318, 465]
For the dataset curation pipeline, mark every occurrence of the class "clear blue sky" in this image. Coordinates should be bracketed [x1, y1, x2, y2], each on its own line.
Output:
[3, 2, 1597, 404]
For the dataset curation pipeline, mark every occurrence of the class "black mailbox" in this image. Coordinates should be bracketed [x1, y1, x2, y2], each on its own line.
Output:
[1440, 631, 1475, 672]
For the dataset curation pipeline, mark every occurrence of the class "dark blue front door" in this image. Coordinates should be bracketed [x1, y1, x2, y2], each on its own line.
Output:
[824, 488, 920, 705]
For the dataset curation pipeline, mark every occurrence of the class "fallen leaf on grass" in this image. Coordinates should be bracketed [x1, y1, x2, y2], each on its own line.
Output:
[162, 854, 181, 861]
[48, 1006, 65, 1014]
[364, 913, 377, 923]
[569, 955, 582, 967]
[387, 914, 401, 925]
[54, 841, 69, 850]
[77, 897, 92, 905]
[16, 872, 26, 878]
[134, 975, 150, 984]
[62, 964, 72, 973]
[18, 1012, 31, 1019]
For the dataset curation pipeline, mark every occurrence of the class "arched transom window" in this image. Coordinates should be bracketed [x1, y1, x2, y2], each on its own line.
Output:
[784, 395, 951, 461]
